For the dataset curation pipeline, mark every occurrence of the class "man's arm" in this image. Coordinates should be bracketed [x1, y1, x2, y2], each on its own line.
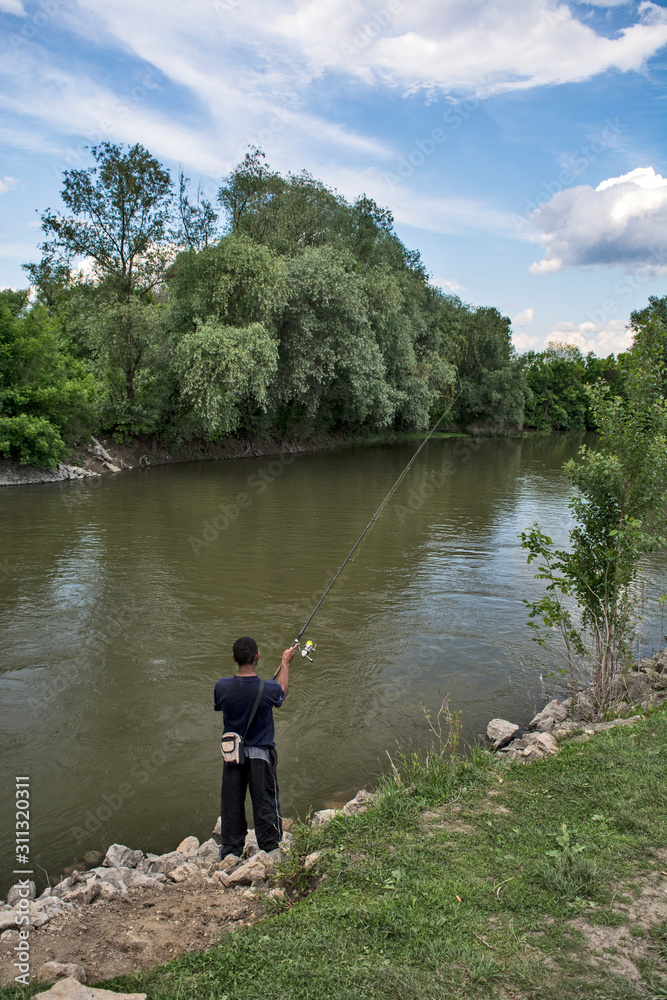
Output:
[275, 644, 298, 696]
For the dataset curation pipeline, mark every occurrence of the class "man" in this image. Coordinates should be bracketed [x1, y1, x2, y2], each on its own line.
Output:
[214, 636, 298, 859]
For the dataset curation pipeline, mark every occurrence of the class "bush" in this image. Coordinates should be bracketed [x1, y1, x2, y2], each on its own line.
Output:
[0, 414, 67, 466]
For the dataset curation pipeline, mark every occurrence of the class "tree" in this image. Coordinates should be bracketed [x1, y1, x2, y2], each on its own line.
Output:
[521, 306, 667, 710]
[173, 320, 278, 438]
[176, 170, 219, 251]
[37, 143, 175, 299]
[454, 307, 526, 428]
[0, 304, 97, 465]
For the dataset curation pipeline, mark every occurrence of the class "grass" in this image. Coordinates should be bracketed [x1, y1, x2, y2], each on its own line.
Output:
[3, 708, 667, 1000]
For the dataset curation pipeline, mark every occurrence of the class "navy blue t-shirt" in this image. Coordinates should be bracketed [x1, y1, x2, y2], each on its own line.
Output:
[213, 675, 285, 748]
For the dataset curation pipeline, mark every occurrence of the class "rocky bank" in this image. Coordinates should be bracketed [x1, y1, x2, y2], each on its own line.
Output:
[0, 791, 374, 991]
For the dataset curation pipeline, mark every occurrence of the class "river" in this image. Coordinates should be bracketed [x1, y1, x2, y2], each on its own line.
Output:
[1, 435, 665, 892]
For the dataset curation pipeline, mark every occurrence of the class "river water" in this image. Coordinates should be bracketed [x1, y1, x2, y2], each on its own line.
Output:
[1, 435, 666, 892]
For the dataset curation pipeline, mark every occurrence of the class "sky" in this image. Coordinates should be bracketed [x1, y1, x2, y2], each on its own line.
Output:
[0, 0, 666, 355]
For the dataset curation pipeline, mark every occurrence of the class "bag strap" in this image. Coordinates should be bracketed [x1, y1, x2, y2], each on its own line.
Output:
[242, 679, 265, 741]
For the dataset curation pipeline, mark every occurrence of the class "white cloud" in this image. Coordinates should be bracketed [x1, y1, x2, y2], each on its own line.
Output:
[545, 318, 632, 354]
[270, 0, 667, 95]
[512, 307, 535, 327]
[529, 166, 667, 273]
[512, 331, 540, 351]
[433, 276, 464, 293]
[0, 0, 26, 13]
[0, 176, 17, 195]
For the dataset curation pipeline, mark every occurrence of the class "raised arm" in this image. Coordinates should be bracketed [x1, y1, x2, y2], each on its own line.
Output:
[275, 643, 298, 696]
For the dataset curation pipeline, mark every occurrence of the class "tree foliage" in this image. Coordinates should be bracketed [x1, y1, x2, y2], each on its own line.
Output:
[522, 316, 667, 709]
[0, 304, 97, 465]
[9, 142, 654, 466]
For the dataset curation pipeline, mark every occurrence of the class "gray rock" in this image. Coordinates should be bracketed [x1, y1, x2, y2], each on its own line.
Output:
[7, 880, 36, 905]
[32, 897, 76, 918]
[176, 835, 199, 857]
[342, 789, 376, 815]
[0, 911, 18, 931]
[197, 838, 220, 862]
[82, 851, 104, 867]
[122, 870, 165, 889]
[61, 882, 100, 906]
[311, 808, 339, 828]
[652, 650, 667, 673]
[521, 732, 558, 758]
[167, 863, 200, 883]
[486, 718, 520, 747]
[136, 851, 183, 875]
[244, 829, 259, 856]
[622, 671, 654, 703]
[221, 856, 268, 886]
[103, 844, 144, 869]
[32, 977, 146, 999]
[573, 693, 595, 721]
[212, 816, 222, 838]
[529, 699, 569, 732]
[38, 963, 86, 985]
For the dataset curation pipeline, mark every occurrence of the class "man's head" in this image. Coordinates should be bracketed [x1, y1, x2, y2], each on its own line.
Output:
[233, 636, 259, 666]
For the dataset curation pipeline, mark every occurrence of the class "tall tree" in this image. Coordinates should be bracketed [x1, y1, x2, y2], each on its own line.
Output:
[37, 142, 175, 299]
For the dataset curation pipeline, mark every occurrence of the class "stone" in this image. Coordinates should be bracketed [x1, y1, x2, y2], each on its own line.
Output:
[486, 719, 520, 748]
[529, 699, 569, 732]
[342, 789, 376, 816]
[244, 829, 259, 856]
[573, 693, 595, 721]
[212, 816, 222, 839]
[138, 851, 184, 875]
[103, 844, 143, 870]
[32, 977, 146, 999]
[652, 650, 667, 673]
[167, 863, 199, 883]
[621, 671, 654, 703]
[197, 838, 220, 862]
[304, 851, 321, 871]
[267, 887, 286, 902]
[0, 912, 18, 932]
[0, 929, 18, 942]
[38, 963, 86, 985]
[61, 882, 100, 906]
[520, 732, 558, 759]
[176, 836, 199, 857]
[218, 854, 243, 872]
[7, 880, 37, 905]
[121, 871, 165, 889]
[311, 809, 339, 828]
[224, 857, 268, 886]
[97, 882, 125, 901]
[82, 851, 104, 867]
[33, 897, 76, 918]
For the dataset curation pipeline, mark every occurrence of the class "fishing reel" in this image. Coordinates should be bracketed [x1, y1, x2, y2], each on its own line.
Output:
[299, 640, 316, 662]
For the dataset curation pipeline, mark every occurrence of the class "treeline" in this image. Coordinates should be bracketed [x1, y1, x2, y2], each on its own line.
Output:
[0, 143, 663, 466]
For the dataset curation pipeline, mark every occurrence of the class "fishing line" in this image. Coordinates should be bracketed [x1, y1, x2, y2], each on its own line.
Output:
[274, 374, 464, 676]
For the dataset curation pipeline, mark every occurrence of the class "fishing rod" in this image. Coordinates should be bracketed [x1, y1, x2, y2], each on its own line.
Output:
[273, 376, 464, 677]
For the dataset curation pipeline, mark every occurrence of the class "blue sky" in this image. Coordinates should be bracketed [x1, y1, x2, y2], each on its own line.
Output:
[1, 0, 666, 353]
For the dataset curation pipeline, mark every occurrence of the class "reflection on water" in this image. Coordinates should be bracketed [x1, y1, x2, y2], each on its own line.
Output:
[1, 434, 665, 890]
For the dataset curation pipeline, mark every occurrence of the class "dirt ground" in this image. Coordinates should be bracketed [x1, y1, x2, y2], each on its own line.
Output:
[0, 876, 265, 986]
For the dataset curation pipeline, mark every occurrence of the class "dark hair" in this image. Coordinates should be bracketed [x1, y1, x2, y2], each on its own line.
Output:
[233, 636, 258, 665]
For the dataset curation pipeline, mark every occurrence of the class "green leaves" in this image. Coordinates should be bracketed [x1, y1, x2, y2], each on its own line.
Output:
[521, 303, 667, 710]
[174, 320, 278, 437]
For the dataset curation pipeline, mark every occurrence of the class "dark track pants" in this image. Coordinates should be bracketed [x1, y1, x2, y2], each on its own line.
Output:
[220, 749, 282, 857]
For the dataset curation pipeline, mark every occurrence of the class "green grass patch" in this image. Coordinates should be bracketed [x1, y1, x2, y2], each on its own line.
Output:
[3, 709, 667, 1000]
